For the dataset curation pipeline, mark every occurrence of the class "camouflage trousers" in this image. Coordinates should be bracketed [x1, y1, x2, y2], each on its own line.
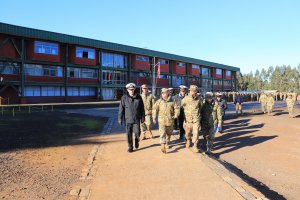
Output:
[267, 105, 274, 115]
[261, 103, 267, 113]
[141, 115, 152, 132]
[159, 125, 173, 144]
[184, 122, 201, 144]
[202, 126, 215, 149]
[287, 105, 294, 117]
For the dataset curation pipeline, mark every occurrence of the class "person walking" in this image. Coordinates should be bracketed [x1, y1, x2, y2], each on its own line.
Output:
[118, 83, 145, 153]
[266, 93, 275, 116]
[215, 92, 227, 133]
[173, 85, 188, 140]
[286, 93, 296, 118]
[234, 92, 244, 116]
[259, 92, 267, 114]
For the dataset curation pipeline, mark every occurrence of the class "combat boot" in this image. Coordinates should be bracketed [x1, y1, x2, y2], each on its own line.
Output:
[186, 139, 191, 148]
[161, 144, 166, 154]
[165, 142, 170, 149]
[192, 144, 199, 153]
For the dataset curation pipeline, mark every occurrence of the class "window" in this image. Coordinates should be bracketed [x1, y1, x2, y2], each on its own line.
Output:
[24, 86, 40, 97]
[202, 78, 212, 88]
[102, 70, 127, 85]
[159, 75, 169, 79]
[213, 79, 222, 85]
[102, 52, 128, 69]
[192, 64, 200, 70]
[136, 55, 149, 62]
[67, 87, 95, 96]
[226, 70, 231, 77]
[224, 80, 231, 86]
[76, 47, 95, 59]
[25, 64, 63, 77]
[34, 41, 58, 55]
[216, 69, 222, 75]
[177, 62, 186, 67]
[172, 75, 186, 87]
[201, 67, 210, 77]
[158, 59, 169, 65]
[0, 62, 19, 74]
[67, 67, 98, 79]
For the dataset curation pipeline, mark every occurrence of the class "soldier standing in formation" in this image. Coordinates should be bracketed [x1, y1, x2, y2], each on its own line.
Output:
[181, 85, 203, 153]
[286, 93, 296, 118]
[259, 92, 267, 114]
[266, 93, 275, 116]
[201, 92, 222, 154]
[140, 84, 155, 140]
[173, 85, 188, 140]
[152, 88, 179, 154]
[118, 83, 145, 153]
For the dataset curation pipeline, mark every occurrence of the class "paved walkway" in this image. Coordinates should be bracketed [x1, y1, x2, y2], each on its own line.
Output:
[65, 108, 264, 200]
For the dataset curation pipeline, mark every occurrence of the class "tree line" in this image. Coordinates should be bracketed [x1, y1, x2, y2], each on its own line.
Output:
[236, 64, 300, 93]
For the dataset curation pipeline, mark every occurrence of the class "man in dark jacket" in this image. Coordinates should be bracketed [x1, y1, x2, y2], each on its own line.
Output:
[234, 92, 244, 116]
[215, 93, 227, 133]
[173, 85, 188, 140]
[118, 83, 145, 153]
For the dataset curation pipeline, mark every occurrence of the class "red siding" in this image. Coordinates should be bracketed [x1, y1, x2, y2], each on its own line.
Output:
[224, 70, 232, 80]
[174, 62, 186, 75]
[130, 77, 151, 85]
[68, 46, 97, 66]
[188, 64, 200, 76]
[213, 68, 222, 79]
[157, 59, 169, 73]
[0, 35, 19, 58]
[189, 80, 200, 85]
[0, 87, 19, 104]
[26, 76, 65, 83]
[132, 55, 150, 71]
[68, 77, 98, 84]
[27, 40, 61, 63]
[156, 78, 169, 87]
[1, 74, 19, 81]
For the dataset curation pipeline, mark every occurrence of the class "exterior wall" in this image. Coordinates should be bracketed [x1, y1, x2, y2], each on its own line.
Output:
[131, 55, 150, 71]
[27, 39, 61, 63]
[68, 45, 97, 66]
[173, 62, 186, 75]
[0, 35, 19, 59]
[224, 69, 232, 80]
[157, 58, 169, 73]
[26, 76, 65, 83]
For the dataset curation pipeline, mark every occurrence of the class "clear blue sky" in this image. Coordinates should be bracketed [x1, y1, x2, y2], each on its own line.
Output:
[1, 0, 300, 73]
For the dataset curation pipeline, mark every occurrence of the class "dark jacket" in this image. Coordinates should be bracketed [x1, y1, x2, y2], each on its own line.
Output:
[216, 98, 227, 116]
[118, 93, 145, 125]
[234, 95, 244, 104]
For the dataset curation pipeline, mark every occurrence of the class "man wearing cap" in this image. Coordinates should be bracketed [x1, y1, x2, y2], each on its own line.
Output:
[215, 92, 227, 133]
[118, 83, 145, 153]
[152, 88, 179, 154]
[201, 92, 222, 154]
[181, 85, 203, 153]
[286, 93, 296, 118]
[140, 84, 155, 140]
[173, 85, 188, 140]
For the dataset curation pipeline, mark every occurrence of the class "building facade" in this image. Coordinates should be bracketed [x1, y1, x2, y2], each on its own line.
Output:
[0, 23, 239, 104]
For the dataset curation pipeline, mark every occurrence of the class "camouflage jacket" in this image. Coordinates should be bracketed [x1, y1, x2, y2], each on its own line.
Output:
[181, 94, 203, 123]
[286, 97, 295, 107]
[266, 96, 275, 106]
[152, 96, 180, 126]
[141, 93, 155, 115]
[259, 94, 267, 103]
[201, 100, 222, 128]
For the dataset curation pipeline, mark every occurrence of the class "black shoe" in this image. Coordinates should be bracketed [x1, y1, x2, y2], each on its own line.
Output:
[128, 149, 133, 153]
[135, 141, 139, 149]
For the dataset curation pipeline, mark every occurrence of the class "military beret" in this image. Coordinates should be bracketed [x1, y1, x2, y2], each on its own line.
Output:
[189, 85, 198, 91]
[126, 83, 136, 89]
[161, 88, 169, 93]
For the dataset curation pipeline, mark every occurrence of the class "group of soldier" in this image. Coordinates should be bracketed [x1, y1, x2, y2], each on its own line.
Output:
[258, 92, 297, 117]
[118, 83, 225, 154]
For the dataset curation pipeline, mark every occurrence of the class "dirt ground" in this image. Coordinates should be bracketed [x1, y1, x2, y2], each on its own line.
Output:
[0, 112, 106, 200]
[214, 108, 300, 200]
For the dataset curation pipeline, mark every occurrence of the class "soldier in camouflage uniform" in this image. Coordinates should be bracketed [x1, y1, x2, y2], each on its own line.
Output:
[152, 88, 179, 154]
[266, 93, 275, 116]
[259, 92, 267, 114]
[173, 85, 188, 140]
[140, 84, 156, 140]
[201, 92, 222, 154]
[286, 93, 296, 118]
[181, 85, 203, 153]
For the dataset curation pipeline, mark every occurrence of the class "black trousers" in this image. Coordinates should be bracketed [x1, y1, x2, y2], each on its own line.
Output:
[126, 123, 140, 150]
[178, 115, 185, 138]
